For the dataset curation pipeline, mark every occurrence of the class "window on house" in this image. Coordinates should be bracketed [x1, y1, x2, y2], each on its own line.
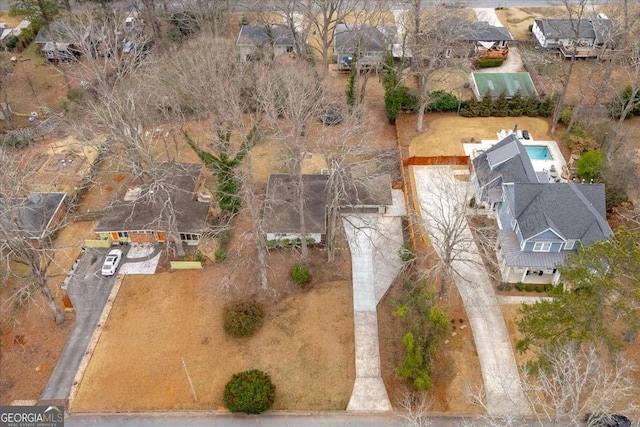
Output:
[179, 233, 200, 241]
[564, 239, 577, 250]
[118, 231, 129, 238]
[533, 242, 552, 252]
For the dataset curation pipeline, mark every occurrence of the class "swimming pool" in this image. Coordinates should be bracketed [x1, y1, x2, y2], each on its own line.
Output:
[525, 145, 553, 161]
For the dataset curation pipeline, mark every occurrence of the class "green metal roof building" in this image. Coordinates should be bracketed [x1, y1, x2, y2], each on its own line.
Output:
[472, 72, 538, 99]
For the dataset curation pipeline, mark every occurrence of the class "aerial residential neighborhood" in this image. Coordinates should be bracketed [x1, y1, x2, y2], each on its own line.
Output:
[1, 0, 639, 426]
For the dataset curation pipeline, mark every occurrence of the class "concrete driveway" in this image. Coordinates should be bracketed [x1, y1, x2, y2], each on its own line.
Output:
[40, 247, 123, 405]
[412, 166, 530, 416]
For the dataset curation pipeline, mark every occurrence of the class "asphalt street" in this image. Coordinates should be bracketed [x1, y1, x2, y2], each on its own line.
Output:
[65, 413, 567, 427]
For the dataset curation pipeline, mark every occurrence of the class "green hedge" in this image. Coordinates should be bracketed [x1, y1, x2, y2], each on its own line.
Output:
[223, 301, 265, 337]
[460, 92, 553, 118]
[223, 370, 276, 414]
[477, 58, 505, 68]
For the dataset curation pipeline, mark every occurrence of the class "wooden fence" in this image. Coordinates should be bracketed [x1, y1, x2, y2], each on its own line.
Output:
[403, 155, 470, 166]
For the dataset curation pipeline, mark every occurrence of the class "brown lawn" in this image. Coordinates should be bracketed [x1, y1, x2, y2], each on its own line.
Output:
[70, 268, 355, 411]
[397, 113, 554, 158]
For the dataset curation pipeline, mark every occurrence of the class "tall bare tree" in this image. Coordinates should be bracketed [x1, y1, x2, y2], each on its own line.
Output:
[0, 149, 66, 324]
[548, 0, 591, 134]
[408, 3, 472, 132]
[255, 59, 327, 260]
[414, 167, 488, 297]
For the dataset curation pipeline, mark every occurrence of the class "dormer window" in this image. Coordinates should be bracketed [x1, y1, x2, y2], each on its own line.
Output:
[533, 242, 551, 252]
[564, 239, 577, 250]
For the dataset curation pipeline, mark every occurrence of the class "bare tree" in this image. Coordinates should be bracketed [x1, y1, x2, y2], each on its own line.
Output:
[548, 0, 591, 134]
[397, 392, 434, 427]
[409, 3, 472, 132]
[414, 167, 480, 297]
[0, 149, 66, 324]
[302, 0, 368, 74]
[254, 59, 327, 260]
[522, 343, 639, 426]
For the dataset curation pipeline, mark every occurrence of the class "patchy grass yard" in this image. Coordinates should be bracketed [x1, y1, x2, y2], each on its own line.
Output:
[398, 113, 553, 158]
[71, 255, 355, 411]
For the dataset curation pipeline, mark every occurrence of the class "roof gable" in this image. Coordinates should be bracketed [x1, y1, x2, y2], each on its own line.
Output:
[237, 25, 295, 47]
[534, 19, 602, 40]
[512, 183, 611, 244]
[334, 23, 395, 53]
[473, 134, 540, 197]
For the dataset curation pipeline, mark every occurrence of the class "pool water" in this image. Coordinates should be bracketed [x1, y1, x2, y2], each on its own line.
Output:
[525, 145, 553, 160]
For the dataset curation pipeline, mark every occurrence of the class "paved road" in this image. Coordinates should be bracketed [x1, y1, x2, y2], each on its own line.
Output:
[65, 413, 566, 427]
[39, 248, 122, 403]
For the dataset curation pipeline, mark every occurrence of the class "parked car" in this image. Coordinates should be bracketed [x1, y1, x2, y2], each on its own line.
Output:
[101, 249, 123, 276]
[585, 413, 631, 427]
[122, 41, 134, 54]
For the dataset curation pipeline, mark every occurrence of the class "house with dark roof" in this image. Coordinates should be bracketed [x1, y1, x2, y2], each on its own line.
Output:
[95, 163, 211, 246]
[334, 23, 396, 70]
[236, 25, 300, 62]
[461, 21, 513, 58]
[0, 193, 67, 243]
[532, 18, 616, 56]
[262, 173, 393, 243]
[496, 182, 611, 285]
[471, 134, 544, 210]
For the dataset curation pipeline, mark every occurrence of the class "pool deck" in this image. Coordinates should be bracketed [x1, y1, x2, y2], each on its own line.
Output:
[463, 130, 568, 183]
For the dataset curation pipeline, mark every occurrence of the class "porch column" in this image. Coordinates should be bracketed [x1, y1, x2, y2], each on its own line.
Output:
[521, 269, 528, 283]
[552, 270, 561, 285]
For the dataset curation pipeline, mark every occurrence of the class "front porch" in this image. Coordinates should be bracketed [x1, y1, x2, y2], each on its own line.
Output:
[501, 265, 561, 285]
[497, 229, 565, 285]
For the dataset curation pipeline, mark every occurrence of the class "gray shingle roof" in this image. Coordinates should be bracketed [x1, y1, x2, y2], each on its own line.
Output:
[465, 22, 513, 42]
[472, 134, 539, 204]
[334, 23, 395, 53]
[263, 174, 329, 235]
[533, 19, 601, 40]
[499, 229, 567, 268]
[237, 25, 295, 47]
[95, 163, 209, 234]
[0, 193, 66, 240]
[509, 182, 611, 245]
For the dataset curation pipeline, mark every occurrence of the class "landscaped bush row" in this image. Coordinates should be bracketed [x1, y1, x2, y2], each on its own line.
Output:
[460, 92, 553, 118]
[513, 282, 554, 293]
[476, 58, 505, 68]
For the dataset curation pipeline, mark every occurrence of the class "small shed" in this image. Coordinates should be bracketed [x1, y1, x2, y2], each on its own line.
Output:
[472, 72, 537, 99]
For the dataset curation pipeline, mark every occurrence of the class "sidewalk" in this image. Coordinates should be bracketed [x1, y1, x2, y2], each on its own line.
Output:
[412, 166, 530, 416]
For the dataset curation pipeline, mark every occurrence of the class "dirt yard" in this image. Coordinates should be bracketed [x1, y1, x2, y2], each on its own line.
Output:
[378, 277, 484, 413]
[71, 262, 355, 411]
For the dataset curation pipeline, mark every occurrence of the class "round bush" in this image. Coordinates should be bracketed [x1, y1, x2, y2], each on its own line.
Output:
[290, 262, 310, 285]
[223, 301, 264, 337]
[223, 369, 276, 414]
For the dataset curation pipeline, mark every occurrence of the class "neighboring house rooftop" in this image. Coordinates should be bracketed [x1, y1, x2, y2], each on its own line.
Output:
[334, 23, 396, 53]
[263, 174, 329, 236]
[95, 163, 209, 234]
[507, 182, 612, 244]
[465, 22, 513, 42]
[534, 18, 615, 45]
[237, 25, 295, 47]
[0, 192, 66, 240]
[262, 172, 393, 235]
[472, 134, 540, 204]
